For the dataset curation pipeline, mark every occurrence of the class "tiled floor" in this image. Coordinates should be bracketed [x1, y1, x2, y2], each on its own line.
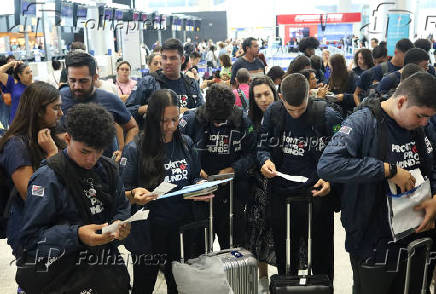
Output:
[0, 213, 352, 293]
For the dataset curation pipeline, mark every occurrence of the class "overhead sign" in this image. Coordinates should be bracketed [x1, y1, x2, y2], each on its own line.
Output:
[386, 14, 410, 56]
[277, 13, 361, 25]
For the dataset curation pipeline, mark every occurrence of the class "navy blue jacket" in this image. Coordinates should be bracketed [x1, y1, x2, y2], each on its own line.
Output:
[125, 71, 204, 126]
[18, 151, 130, 259]
[318, 108, 436, 258]
[180, 109, 256, 179]
[257, 100, 343, 194]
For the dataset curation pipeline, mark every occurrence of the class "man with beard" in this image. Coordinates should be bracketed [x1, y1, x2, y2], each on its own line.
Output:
[230, 37, 265, 85]
[60, 52, 138, 157]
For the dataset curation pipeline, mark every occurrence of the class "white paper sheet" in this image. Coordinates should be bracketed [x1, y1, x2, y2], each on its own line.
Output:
[276, 171, 308, 183]
[387, 169, 431, 240]
[102, 209, 150, 234]
[151, 182, 177, 197]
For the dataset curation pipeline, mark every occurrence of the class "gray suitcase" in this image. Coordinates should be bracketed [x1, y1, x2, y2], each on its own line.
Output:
[178, 174, 258, 294]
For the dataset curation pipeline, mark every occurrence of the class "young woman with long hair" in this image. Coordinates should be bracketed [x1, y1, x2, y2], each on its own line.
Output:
[328, 54, 358, 116]
[0, 81, 64, 255]
[121, 89, 207, 294]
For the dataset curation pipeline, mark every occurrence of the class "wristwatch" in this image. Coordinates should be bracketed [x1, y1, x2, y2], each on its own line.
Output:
[387, 163, 397, 179]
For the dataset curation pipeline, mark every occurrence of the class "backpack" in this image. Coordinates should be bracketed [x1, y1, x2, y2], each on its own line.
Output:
[359, 62, 391, 101]
[236, 88, 249, 114]
[0, 165, 19, 239]
[270, 98, 331, 139]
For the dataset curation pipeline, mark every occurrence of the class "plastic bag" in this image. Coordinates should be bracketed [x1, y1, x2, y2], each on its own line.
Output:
[387, 169, 431, 241]
[172, 255, 233, 294]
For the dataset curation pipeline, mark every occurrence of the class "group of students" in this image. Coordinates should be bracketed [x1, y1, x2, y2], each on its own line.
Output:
[1, 35, 436, 294]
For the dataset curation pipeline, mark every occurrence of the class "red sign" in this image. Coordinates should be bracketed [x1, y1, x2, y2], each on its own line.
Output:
[277, 13, 361, 25]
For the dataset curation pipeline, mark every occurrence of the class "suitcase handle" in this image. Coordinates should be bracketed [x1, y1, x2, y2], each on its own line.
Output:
[286, 195, 313, 276]
[286, 195, 312, 204]
[404, 237, 433, 294]
[179, 220, 210, 263]
[208, 173, 235, 250]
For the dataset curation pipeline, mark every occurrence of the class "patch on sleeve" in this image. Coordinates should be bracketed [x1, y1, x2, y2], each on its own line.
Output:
[339, 126, 352, 135]
[179, 118, 187, 128]
[120, 157, 127, 166]
[32, 185, 45, 197]
[332, 124, 341, 133]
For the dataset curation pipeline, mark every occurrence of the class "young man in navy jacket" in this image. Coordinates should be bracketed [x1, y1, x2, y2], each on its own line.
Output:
[180, 83, 256, 249]
[318, 72, 436, 294]
[15, 104, 131, 294]
[257, 73, 342, 279]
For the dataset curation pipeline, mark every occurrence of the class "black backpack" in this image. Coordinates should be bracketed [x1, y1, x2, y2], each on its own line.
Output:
[0, 166, 18, 239]
[236, 88, 249, 113]
[270, 98, 331, 138]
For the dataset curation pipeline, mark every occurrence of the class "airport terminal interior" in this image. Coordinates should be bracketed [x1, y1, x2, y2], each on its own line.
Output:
[1, 0, 436, 293]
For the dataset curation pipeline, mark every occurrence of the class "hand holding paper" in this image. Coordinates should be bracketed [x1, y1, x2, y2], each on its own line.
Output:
[102, 209, 150, 234]
[276, 171, 308, 183]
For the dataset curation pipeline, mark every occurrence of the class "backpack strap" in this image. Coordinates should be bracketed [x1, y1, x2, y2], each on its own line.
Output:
[237, 88, 248, 111]
[303, 98, 328, 137]
[380, 61, 389, 77]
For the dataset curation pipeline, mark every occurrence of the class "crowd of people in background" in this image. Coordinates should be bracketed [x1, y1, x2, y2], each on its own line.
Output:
[1, 32, 436, 294]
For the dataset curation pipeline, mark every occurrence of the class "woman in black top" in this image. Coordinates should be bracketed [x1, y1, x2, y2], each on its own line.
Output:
[121, 89, 207, 294]
[247, 76, 279, 291]
[328, 54, 358, 116]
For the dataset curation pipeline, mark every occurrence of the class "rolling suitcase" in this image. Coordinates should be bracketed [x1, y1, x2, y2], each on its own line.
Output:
[174, 174, 258, 294]
[404, 237, 433, 294]
[269, 195, 333, 293]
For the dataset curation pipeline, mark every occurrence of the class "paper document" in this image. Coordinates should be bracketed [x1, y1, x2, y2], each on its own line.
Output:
[102, 209, 150, 234]
[387, 169, 431, 240]
[151, 182, 177, 197]
[158, 178, 233, 200]
[276, 171, 308, 183]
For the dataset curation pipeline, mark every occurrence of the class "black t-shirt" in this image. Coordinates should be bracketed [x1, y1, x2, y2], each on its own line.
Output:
[148, 138, 197, 224]
[384, 111, 422, 171]
[164, 78, 198, 109]
[230, 57, 265, 84]
[273, 109, 341, 194]
[383, 111, 433, 194]
[201, 122, 243, 175]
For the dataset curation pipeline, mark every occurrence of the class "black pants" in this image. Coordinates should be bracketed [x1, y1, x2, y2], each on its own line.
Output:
[16, 252, 130, 294]
[132, 214, 207, 294]
[212, 181, 249, 249]
[270, 192, 334, 280]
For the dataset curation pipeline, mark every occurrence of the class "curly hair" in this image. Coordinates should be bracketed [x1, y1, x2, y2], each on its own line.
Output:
[205, 83, 236, 122]
[353, 49, 374, 69]
[298, 37, 320, 53]
[66, 103, 115, 151]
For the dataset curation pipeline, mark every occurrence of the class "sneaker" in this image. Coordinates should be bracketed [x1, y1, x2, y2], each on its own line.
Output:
[258, 277, 269, 294]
